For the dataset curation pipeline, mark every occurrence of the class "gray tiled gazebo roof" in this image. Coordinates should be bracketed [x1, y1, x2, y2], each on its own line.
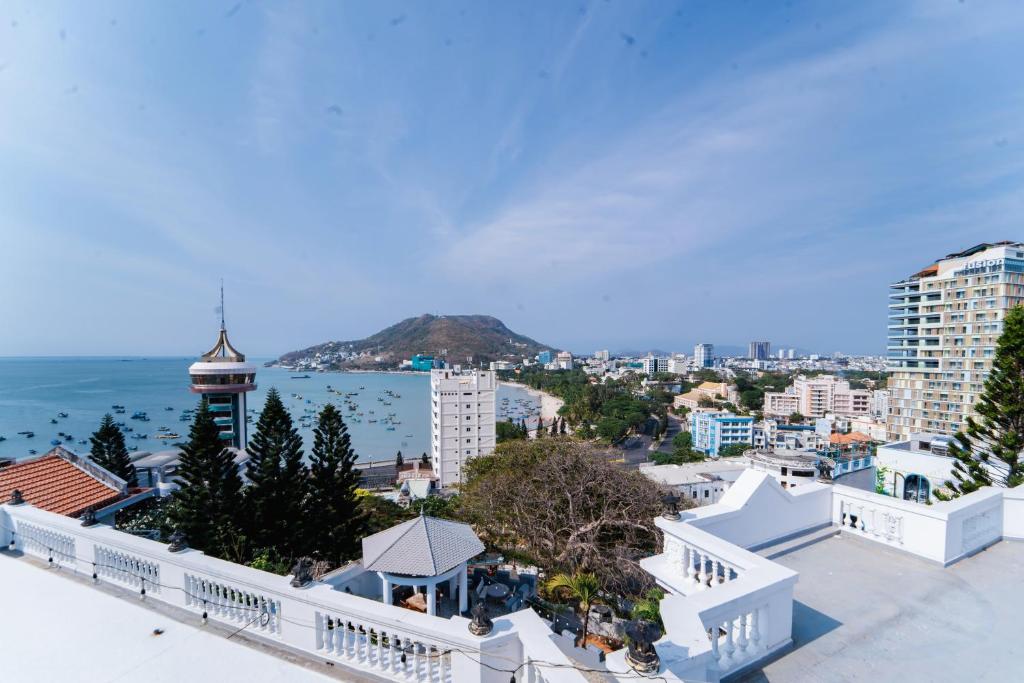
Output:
[362, 514, 485, 577]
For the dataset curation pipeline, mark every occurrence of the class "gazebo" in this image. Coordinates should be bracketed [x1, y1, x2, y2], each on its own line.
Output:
[362, 512, 484, 616]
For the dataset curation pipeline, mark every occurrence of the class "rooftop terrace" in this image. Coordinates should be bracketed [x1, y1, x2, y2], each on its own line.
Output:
[741, 533, 1024, 682]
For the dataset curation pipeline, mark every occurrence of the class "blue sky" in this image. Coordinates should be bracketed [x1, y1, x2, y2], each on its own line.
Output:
[2, 1, 1023, 357]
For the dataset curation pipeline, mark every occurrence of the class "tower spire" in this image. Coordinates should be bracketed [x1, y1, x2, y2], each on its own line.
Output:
[220, 278, 225, 331]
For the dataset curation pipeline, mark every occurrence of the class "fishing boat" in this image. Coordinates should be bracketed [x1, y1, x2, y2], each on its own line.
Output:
[50, 439, 61, 446]
[58, 412, 68, 418]
[386, 426, 396, 431]
[0, 436, 6, 442]
[50, 419, 58, 424]
[165, 406, 174, 411]
[292, 374, 311, 379]
[28, 449, 37, 455]
[18, 431, 34, 438]
[111, 404, 125, 410]
[154, 433, 181, 440]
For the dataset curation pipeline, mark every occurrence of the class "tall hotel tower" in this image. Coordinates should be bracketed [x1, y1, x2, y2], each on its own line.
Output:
[887, 242, 1024, 441]
[430, 368, 496, 488]
[188, 304, 257, 449]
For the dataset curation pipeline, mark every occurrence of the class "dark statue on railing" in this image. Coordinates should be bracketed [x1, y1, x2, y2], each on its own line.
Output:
[9, 489, 25, 505]
[290, 557, 315, 588]
[468, 601, 493, 636]
[80, 506, 98, 527]
[624, 619, 662, 673]
[167, 530, 188, 553]
[661, 491, 681, 521]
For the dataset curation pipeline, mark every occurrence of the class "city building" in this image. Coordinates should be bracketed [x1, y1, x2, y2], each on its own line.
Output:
[694, 343, 714, 368]
[787, 348, 796, 360]
[690, 411, 754, 456]
[537, 350, 553, 365]
[410, 354, 435, 371]
[187, 317, 257, 449]
[870, 389, 890, 420]
[639, 460, 748, 505]
[748, 341, 771, 360]
[430, 368, 496, 488]
[641, 355, 668, 376]
[762, 375, 870, 419]
[752, 421, 827, 451]
[674, 382, 740, 411]
[887, 241, 1024, 441]
[744, 449, 819, 489]
[556, 351, 574, 370]
[594, 349, 610, 362]
[667, 354, 688, 374]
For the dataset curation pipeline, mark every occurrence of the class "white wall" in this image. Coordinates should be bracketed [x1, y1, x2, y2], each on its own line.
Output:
[684, 471, 833, 550]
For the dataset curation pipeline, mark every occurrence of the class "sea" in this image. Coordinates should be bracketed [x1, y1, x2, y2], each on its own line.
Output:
[0, 357, 539, 463]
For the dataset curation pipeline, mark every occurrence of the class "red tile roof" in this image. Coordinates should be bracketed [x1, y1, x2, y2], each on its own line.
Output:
[830, 431, 873, 445]
[0, 450, 123, 518]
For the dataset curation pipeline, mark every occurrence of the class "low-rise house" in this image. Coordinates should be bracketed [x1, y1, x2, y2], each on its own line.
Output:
[674, 382, 739, 411]
[639, 461, 748, 505]
[0, 446, 152, 523]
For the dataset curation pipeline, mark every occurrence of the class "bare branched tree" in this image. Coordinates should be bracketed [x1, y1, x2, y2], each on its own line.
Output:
[460, 439, 675, 594]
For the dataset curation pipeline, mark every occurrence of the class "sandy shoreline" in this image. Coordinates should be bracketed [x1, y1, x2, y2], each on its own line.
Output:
[500, 381, 564, 421]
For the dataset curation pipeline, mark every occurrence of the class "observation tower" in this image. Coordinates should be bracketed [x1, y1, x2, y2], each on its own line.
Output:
[188, 287, 256, 449]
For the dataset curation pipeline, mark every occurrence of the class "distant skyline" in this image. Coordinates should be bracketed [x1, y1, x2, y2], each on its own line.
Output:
[2, 1, 1023, 357]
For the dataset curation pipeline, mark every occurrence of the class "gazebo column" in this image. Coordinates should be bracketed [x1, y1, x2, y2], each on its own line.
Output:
[448, 575, 458, 601]
[381, 574, 392, 605]
[427, 578, 437, 616]
[459, 563, 468, 614]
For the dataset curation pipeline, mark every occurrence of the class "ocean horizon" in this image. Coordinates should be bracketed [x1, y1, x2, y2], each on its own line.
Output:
[0, 357, 538, 463]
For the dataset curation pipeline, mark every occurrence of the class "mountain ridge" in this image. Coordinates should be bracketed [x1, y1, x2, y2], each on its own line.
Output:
[276, 314, 554, 369]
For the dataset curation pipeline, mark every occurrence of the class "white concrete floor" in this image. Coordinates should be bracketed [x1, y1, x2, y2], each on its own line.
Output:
[738, 534, 1024, 683]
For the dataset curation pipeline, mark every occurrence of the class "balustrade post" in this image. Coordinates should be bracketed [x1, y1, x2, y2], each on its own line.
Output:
[737, 613, 749, 654]
[697, 553, 708, 589]
[749, 607, 762, 652]
[722, 618, 736, 668]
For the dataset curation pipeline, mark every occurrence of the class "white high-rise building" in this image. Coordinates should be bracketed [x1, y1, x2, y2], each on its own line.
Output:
[694, 343, 714, 368]
[887, 242, 1024, 440]
[594, 349, 610, 362]
[430, 369, 496, 488]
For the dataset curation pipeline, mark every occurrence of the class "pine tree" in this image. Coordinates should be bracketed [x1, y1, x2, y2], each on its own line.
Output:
[942, 306, 1024, 496]
[550, 418, 558, 437]
[306, 404, 366, 566]
[244, 388, 308, 559]
[559, 417, 567, 436]
[89, 413, 137, 487]
[536, 417, 544, 438]
[395, 450, 404, 469]
[421, 452, 430, 466]
[167, 400, 243, 557]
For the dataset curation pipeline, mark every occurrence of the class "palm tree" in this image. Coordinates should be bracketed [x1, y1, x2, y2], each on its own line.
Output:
[546, 572, 601, 648]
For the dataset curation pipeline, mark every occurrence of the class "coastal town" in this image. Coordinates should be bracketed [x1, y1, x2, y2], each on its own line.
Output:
[4, 3, 1023, 682]
[3, 241, 1024, 682]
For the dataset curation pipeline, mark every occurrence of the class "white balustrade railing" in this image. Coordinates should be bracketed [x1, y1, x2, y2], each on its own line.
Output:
[650, 521, 756, 596]
[0, 502, 555, 683]
[832, 484, 1004, 566]
[94, 543, 161, 593]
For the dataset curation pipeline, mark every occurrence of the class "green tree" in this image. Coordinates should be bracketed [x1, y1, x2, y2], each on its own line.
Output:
[546, 572, 601, 647]
[672, 431, 693, 452]
[395, 450, 404, 469]
[497, 419, 527, 443]
[596, 417, 628, 442]
[536, 417, 545, 438]
[717, 443, 750, 458]
[244, 388, 308, 560]
[941, 306, 1024, 496]
[550, 418, 559, 437]
[788, 412, 805, 424]
[421, 452, 430, 466]
[305, 404, 366, 566]
[167, 400, 244, 557]
[89, 413, 137, 487]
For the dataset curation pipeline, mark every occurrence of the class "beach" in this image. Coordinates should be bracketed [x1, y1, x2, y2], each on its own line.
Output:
[500, 381, 564, 422]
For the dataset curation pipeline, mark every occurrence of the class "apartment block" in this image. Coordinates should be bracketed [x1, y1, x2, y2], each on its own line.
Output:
[430, 369, 496, 487]
[887, 242, 1024, 441]
[762, 375, 871, 418]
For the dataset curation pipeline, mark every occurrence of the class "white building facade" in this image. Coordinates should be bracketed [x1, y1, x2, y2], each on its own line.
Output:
[694, 343, 714, 368]
[430, 369, 496, 488]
